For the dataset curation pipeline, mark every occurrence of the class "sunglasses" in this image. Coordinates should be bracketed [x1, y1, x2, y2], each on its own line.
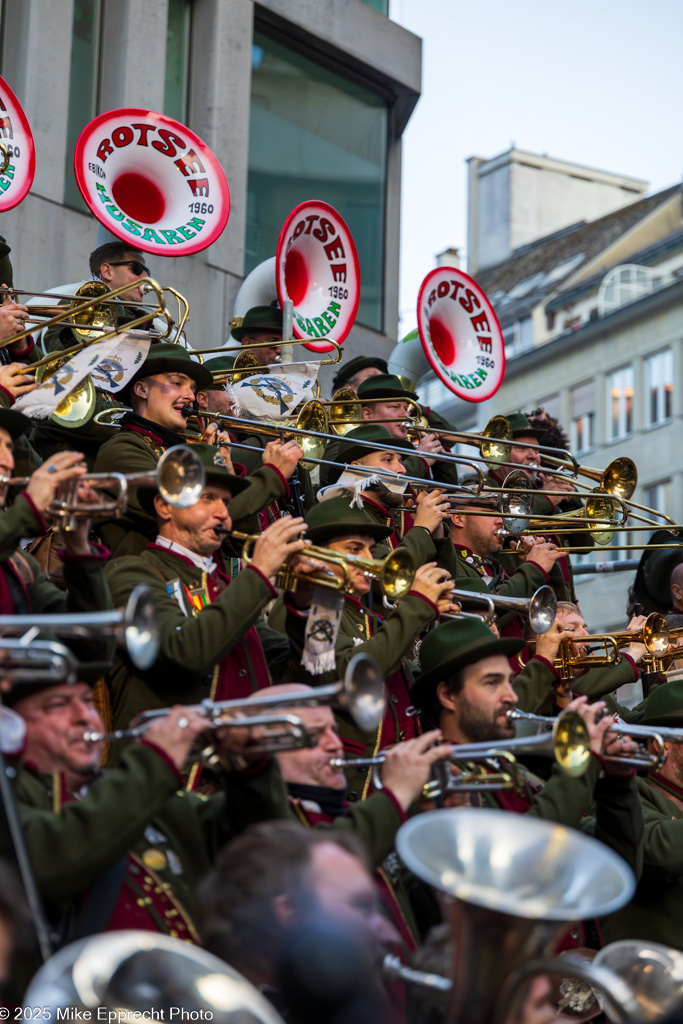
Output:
[108, 260, 149, 276]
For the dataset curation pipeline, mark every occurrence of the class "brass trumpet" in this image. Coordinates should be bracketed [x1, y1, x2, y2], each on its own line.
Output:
[508, 707, 679, 771]
[1, 444, 204, 527]
[229, 529, 416, 601]
[446, 584, 558, 635]
[85, 652, 386, 748]
[0, 583, 160, 671]
[333, 708, 591, 799]
[526, 613, 671, 679]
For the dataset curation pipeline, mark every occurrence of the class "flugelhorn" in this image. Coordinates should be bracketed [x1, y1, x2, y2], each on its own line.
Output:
[0, 584, 160, 671]
[86, 653, 386, 745]
[228, 529, 416, 601]
[447, 584, 557, 634]
[2, 444, 205, 526]
[508, 707, 677, 771]
[0, 638, 80, 686]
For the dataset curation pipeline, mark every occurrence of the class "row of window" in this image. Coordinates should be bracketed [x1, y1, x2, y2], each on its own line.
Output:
[568, 349, 673, 453]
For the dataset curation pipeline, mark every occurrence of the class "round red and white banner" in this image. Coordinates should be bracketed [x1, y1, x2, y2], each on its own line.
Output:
[417, 267, 505, 403]
[276, 200, 360, 353]
[74, 108, 230, 257]
[0, 76, 35, 212]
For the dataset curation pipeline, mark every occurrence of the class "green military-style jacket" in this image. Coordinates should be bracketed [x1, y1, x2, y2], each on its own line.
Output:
[231, 429, 315, 513]
[93, 424, 290, 557]
[360, 494, 436, 563]
[12, 744, 289, 938]
[601, 773, 683, 949]
[104, 545, 279, 738]
[269, 590, 438, 798]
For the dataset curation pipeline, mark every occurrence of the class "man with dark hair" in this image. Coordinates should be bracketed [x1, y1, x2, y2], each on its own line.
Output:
[410, 617, 643, 893]
[331, 355, 387, 395]
[231, 304, 283, 367]
[197, 820, 398, 1021]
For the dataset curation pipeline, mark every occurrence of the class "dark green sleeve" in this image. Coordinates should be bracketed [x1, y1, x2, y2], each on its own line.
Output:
[637, 780, 683, 873]
[311, 791, 404, 869]
[192, 758, 292, 857]
[106, 557, 276, 676]
[572, 655, 639, 700]
[398, 525, 436, 565]
[16, 745, 182, 900]
[512, 655, 557, 713]
[525, 756, 601, 827]
[229, 465, 288, 530]
[272, 592, 436, 684]
[93, 433, 158, 549]
[584, 774, 643, 879]
[494, 560, 552, 600]
[0, 492, 45, 562]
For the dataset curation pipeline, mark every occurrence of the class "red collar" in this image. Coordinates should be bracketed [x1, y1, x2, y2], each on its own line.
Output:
[650, 771, 683, 801]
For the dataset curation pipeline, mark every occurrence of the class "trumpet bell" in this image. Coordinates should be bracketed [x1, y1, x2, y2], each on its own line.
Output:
[501, 469, 534, 534]
[35, 352, 97, 428]
[295, 400, 328, 462]
[69, 281, 118, 342]
[553, 711, 592, 778]
[342, 652, 386, 732]
[124, 585, 160, 671]
[643, 612, 670, 656]
[480, 415, 512, 465]
[382, 547, 417, 600]
[231, 349, 261, 383]
[584, 488, 620, 544]
[329, 387, 362, 436]
[594, 940, 683, 1021]
[24, 930, 286, 1024]
[157, 444, 206, 508]
[601, 457, 638, 501]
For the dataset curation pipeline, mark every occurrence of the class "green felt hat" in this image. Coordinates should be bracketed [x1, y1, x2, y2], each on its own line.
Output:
[357, 374, 419, 403]
[641, 680, 683, 727]
[304, 496, 393, 546]
[124, 341, 213, 398]
[231, 304, 283, 341]
[332, 424, 413, 464]
[411, 618, 525, 711]
[506, 412, 547, 441]
[138, 443, 250, 516]
[197, 355, 236, 392]
[0, 407, 31, 440]
[333, 356, 388, 392]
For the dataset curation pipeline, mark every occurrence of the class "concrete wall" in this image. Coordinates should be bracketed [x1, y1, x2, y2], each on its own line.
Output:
[0, 0, 421, 396]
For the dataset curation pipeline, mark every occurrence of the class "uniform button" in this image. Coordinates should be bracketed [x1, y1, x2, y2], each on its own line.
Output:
[390, 695, 399, 704]
[238, 668, 247, 678]
[570, 929, 579, 940]
[347, 791, 358, 802]
[399, 731, 406, 741]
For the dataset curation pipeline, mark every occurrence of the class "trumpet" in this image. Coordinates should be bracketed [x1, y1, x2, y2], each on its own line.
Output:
[333, 708, 591, 799]
[447, 584, 557, 635]
[525, 613, 671, 679]
[0, 444, 204, 528]
[508, 707, 680, 771]
[0, 584, 160, 672]
[0, 638, 80, 686]
[85, 652, 386, 748]
[229, 529, 416, 601]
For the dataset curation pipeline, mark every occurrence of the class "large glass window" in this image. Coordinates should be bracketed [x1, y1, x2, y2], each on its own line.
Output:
[644, 480, 672, 520]
[571, 381, 595, 455]
[164, 0, 191, 123]
[608, 366, 634, 441]
[359, 0, 389, 13]
[248, 33, 388, 331]
[645, 349, 673, 426]
[64, 0, 102, 209]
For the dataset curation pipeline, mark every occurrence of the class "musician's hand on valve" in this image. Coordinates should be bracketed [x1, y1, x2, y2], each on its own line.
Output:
[414, 432, 446, 467]
[213, 713, 268, 766]
[24, 451, 88, 515]
[0, 285, 31, 346]
[538, 472, 576, 509]
[0, 361, 36, 399]
[622, 614, 648, 663]
[250, 515, 308, 581]
[141, 705, 208, 771]
[380, 730, 452, 811]
[262, 439, 305, 481]
[413, 488, 451, 534]
[525, 539, 568, 573]
[565, 696, 620, 757]
[410, 564, 454, 610]
[534, 620, 576, 664]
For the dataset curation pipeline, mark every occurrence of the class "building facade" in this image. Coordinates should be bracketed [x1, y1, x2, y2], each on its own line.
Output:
[0, 0, 421, 392]
[417, 148, 683, 631]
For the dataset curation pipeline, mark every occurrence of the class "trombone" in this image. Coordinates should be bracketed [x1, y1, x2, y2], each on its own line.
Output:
[332, 707, 592, 798]
[228, 528, 417, 601]
[85, 652, 386, 749]
[191, 336, 343, 372]
[1, 444, 204, 528]
[508, 707, 679, 771]
[1, 278, 167, 368]
[314, 386, 423, 435]
[0, 583, 160, 671]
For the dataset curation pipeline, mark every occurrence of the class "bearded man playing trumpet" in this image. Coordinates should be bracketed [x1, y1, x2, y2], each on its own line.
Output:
[103, 445, 308, 783]
[269, 496, 457, 799]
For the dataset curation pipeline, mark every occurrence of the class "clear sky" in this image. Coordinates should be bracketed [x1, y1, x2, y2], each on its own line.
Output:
[391, 0, 683, 337]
